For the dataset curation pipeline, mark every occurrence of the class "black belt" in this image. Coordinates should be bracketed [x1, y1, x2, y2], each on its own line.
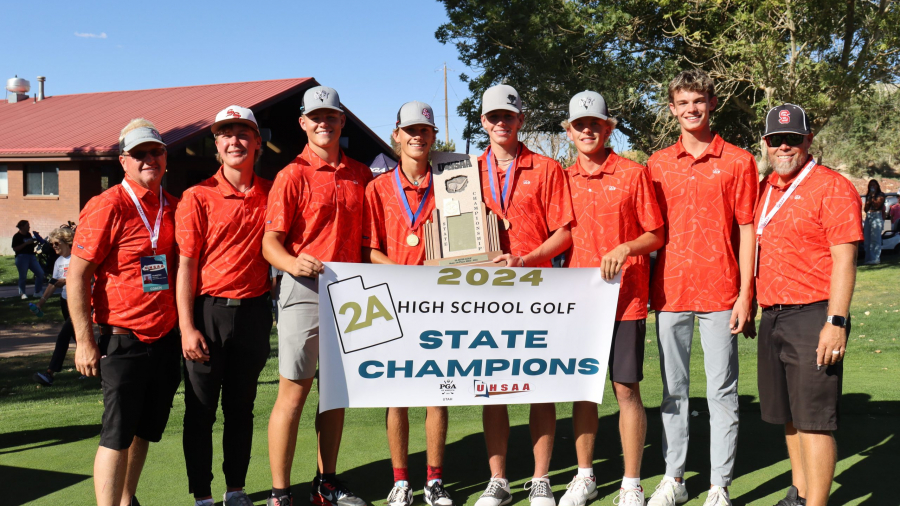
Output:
[99, 324, 132, 335]
[199, 293, 270, 307]
[763, 300, 828, 312]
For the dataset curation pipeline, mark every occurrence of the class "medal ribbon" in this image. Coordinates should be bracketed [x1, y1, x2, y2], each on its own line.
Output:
[756, 158, 816, 237]
[392, 165, 432, 231]
[486, 145, 521, 213]
[121, 178, 167, 252]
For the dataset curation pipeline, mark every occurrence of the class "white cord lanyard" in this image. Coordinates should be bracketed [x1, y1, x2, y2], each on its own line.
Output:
[754, 159, 815, 277]
[121, 179, 166, 254]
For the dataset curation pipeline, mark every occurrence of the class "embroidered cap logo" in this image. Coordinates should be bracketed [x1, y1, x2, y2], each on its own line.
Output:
[422, 108, 431, 120]
[778, 110, 791, 124]
[507, 94, 517, 106]
[226, 109, 241, 118]
[579, 97, 595, 110]
[315, 90, 329, 102]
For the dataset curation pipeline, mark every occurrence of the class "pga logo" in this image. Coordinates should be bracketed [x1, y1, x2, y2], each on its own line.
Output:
[439, 380, 457, 400]
[327, 276, 403, 353]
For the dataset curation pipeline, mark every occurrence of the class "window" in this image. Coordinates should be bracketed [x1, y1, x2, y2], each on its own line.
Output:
[26, 164, 59, 196]
[0, 165, 7, 195]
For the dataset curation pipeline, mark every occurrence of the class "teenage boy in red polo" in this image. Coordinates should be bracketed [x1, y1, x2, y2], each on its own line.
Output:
[362, 101, 454, 506]
[756, 104, 861, 506]
[560, 91, 664, 506]
[70, 119, 181, 506]
[473, 84, 574, 506]
[263, 86, 372, 506]
[176, 106, 273, 506]
[646, 69, 758, 506]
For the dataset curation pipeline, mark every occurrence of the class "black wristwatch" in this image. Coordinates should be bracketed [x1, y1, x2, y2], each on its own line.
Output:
[826, 315, 846, 328]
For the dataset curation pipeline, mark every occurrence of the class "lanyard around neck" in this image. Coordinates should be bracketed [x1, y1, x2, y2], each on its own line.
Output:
[392, 165, 432, 230]
[121, 179, 166, 252]
[486, 145, 520, 213]
[757, 158, 816, 237]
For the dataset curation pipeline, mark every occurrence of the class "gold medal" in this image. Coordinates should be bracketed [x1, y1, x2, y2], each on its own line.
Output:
[501, 218, 512, 231]
[406, 234, 420, 247]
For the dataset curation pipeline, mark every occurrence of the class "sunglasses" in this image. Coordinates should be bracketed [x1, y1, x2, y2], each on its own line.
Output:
[50, 242, 61, 248]
[125, 147, 167, 160]
[765, 134, 806, 147]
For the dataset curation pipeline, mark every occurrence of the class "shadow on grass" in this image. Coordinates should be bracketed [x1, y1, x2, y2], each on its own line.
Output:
[0, 423, 101, 455]
[0, 464, 91, 505]
[241, 394, 897, 505]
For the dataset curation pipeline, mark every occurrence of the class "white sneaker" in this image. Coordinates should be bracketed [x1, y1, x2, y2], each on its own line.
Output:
[647, 478, 688, 506]
[474, 478, 512, 506]
[387, 483, 414, 506]
[702, 486, 731, 506]
[525, 478, 556, 506]
[613, 487, 644, 506]
[21, 293, 28, 299]
[559, 475, 597, 506]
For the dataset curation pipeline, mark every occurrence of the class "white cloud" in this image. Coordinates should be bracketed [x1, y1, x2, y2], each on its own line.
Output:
[74, 32, 107, 39]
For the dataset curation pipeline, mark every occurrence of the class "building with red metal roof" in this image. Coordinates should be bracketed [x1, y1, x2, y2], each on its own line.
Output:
[0, 78, 393, 254]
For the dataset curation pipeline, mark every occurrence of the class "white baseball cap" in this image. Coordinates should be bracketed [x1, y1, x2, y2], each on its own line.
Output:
[301, 86, 343, 114]
[211, 105, 259, 134]
[568, 91, 610, 123]
[396, 101, 438, 131]
[482, 84, 522, 115]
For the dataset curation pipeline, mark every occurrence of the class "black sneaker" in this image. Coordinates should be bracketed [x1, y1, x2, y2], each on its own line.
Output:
[311, 476, 366, 506]
[33, 372, 53, 386]
[130, 496, 141, 506]
[424, 481, 454, 506]
[773, 486, 805, 506]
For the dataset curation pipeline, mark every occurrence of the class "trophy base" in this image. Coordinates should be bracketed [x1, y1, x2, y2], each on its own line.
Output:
[424, 250, 504, 267]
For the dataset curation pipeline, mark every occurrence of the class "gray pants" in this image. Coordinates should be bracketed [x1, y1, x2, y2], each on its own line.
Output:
[656, 310, 739, 487]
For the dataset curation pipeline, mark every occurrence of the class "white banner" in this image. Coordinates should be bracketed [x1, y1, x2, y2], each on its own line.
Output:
[318, 262, 620, 412]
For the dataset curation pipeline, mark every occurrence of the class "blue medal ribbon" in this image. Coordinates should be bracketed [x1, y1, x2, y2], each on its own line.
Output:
[486, 146, 520, 213]
[392, 165, 432, 230]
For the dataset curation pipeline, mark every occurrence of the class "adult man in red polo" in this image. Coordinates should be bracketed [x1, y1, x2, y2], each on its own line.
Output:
[755, 104, 861, 506]
[647, 69, 758, 506]
[474, 84, 574, 506]
[263, 86, 372, 506]
[70, 119, 181, 506]
[560, 91, 665, 506]
[176, 106, 273, 506]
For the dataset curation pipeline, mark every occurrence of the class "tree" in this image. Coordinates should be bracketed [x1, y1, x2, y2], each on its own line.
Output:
[437, 0, 900, 156]
[433, 139, 457, 152]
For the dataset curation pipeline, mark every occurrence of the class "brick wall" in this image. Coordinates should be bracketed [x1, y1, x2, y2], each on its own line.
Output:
[0, 162, 82, 255]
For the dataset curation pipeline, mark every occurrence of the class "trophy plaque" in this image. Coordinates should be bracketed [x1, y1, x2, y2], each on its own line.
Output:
[423, 151, 503, 266]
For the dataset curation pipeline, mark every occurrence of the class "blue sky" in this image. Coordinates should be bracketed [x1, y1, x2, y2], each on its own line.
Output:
[3, 0, 474, 150]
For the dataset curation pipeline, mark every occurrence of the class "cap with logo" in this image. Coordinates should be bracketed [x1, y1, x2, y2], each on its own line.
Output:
[482, 84, 522, 115]
[568, 90, 609, 123]
[301, 86, 343, 114]
[396, 101, 438, 131]
[764, 104, 811, 137]
[211, 105, 259, 134]
[120, 126, 166, 153]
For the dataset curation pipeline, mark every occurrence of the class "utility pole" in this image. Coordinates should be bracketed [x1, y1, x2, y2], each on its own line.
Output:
[443, 62, 450, 145]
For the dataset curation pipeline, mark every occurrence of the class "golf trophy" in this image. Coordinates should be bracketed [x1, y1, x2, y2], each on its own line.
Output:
[423, 151, 503, 266]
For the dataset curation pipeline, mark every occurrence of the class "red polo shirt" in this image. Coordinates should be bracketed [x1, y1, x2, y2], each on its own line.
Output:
[266, 145, 373, 262]
[565, 150, 664, 320]
[478, 144, 574, 266]
[176, 167, 273, 299]
[755, 162, 862, 306]
[362, 167, 434, 266]
[73, 179, 178, 343]
[648, 134, 758, 312]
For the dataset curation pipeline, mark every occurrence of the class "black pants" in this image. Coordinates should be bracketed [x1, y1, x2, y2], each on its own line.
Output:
[49, 299, 75, 372]
[183, 294, 272, 498]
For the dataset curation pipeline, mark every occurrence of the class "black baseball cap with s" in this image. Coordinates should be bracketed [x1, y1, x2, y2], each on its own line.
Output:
[763, 104, 811, 137]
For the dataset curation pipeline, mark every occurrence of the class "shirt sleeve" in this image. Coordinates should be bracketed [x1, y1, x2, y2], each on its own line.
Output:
[73, 194, 116, 264]
[542, 160, 575, 232]
[361, 180, 384, 250]
[634, 165, 665, 232]
[265, 168, 300, 234]
[174, 190, 205, 259]
[821, 175, 864, 246]
[733, 153, 759, 225]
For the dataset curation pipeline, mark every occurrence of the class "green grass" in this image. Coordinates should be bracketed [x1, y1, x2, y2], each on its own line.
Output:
[1, 257, 898, 506]
[0, 254, 31, 287]
[0, 293, 65, 326]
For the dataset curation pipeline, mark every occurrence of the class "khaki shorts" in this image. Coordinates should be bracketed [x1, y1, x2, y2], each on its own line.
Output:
[276, 274, 320, 381]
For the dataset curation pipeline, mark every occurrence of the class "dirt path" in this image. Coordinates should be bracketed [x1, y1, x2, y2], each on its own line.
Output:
[0, 323, 98, 358]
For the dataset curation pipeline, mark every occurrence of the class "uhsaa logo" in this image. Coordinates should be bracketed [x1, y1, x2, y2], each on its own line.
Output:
[473, 379, 531, 398]
[327, 275, 403, 353]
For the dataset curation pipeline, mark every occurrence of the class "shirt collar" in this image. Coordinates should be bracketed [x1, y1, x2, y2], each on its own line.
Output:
[122, 177, 156, 202]
[765, 156, 817, 189]
[675, 133, 725, 161]
[396, 163, 432, 190]
[300, 144, 346, 172]
[479, 143, 535, 170]
[213, 166, 261, 197]
[573, 149, 618, 178]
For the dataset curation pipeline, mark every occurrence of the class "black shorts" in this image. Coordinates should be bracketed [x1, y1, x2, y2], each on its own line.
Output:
[98, 328, 182, 450]
[608, 319, 646, 383]
[758, 301, 847, 431]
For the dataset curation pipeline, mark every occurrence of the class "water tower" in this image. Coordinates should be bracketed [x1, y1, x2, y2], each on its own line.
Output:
[6, 76, 30, 103]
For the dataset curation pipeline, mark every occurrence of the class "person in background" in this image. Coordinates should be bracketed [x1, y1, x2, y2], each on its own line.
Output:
[862, 179, 885, 265]
[362, 101, 453, 506]
[32, 226, 78, 386]
[12, 220, 45, 299]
